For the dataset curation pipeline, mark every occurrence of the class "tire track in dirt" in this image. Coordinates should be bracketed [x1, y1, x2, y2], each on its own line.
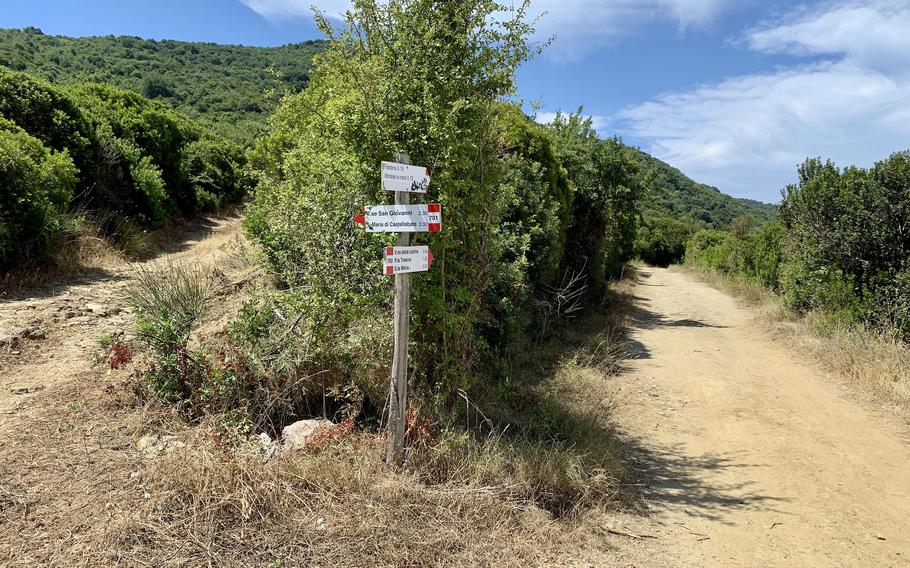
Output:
[614, 267, 910, 567]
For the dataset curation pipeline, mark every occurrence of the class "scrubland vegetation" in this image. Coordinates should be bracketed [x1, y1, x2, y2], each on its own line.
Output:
[0, 27, 323, 144]
[684, 152, 910, 409]
[122, 0, 644, 491]
[0, 68, 247, 273]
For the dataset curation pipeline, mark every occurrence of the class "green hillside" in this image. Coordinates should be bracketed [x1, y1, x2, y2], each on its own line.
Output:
[0, 27, 775, 235]
[0, 27, 323, 145]
[631, 148, 778, 228]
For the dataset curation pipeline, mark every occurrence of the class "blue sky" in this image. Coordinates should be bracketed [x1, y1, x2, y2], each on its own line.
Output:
[3, 1, 910, 202]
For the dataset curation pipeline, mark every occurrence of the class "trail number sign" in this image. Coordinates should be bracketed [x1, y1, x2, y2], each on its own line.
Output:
[355, 204, 442, 233]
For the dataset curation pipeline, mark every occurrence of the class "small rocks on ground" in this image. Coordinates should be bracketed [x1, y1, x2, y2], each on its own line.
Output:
[281, 419, 333, 450]
[137, 434, 188, 454]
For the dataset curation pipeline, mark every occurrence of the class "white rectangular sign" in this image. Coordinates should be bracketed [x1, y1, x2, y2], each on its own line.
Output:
[381, 161, 430, 193]
[384, 246, 433, 275]
[356, 204, 442, 233]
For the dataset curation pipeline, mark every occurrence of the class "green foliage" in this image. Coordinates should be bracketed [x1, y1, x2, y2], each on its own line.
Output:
[635, 216, 697, 267]
[0, 117, 77, 267]
[631, 148, 777, 230]
[686, 150, 910, 338]
[243, 1, 647, 417]
[0, 27, 323, 145]
[544, 110, 646, 293]
[127, 262, 212, 400]
[779, 153, 910, 333]
[685, 222, 784, 290]
[0, 68, 95, 186]
[0, 67, 246, 268]
[183, 136, 248, 210]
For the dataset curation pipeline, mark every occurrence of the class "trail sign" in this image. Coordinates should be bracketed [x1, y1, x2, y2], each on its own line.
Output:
[384, 246, 433, 275]
[381, 161, 430, 193]
[355, 204, 442, 233]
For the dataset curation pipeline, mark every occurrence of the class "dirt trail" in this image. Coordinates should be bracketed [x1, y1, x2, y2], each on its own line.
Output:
[0, 216, 245, 416]
[615, 267, 910, 567]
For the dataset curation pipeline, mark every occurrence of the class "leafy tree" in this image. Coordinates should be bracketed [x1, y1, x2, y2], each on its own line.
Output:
[545, 110, 647, 292]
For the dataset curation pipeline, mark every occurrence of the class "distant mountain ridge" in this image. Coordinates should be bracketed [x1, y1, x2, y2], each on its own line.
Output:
[0, 27, 776, 227]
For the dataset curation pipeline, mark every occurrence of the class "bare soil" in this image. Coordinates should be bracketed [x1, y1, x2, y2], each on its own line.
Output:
[614, 267, 910, 567]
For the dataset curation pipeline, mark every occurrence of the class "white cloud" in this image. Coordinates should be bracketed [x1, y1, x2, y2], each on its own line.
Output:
[618, 0, 910, 201]
[527, 0, 728, 60]
[238, 0, 349, 20]
[746, 0, 910, 73]
[239, 0, 728, 59]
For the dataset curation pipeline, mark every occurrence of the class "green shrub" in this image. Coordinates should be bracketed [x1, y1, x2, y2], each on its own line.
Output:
[636, 216, 696, 267]
[183, 136, 247, 209]
[0, 69, 95, 186]
[779, 152, 910, 333]
[0, 118, 77, 267]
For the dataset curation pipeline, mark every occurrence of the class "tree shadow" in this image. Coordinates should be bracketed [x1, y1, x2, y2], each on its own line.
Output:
[618, 439, 789, 523]
[472, 273, 785, 522]
[629, 304, 729, 330]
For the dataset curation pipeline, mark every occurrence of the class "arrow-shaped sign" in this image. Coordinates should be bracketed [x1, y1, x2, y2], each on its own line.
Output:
[355, 204, 441, 233]
[381, 161, 430, 193]
[384, 246, 433, 275]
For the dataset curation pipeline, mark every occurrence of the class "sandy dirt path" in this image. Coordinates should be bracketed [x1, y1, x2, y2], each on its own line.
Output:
[0, 216, 245, 416]
[614, 267, 910, 567]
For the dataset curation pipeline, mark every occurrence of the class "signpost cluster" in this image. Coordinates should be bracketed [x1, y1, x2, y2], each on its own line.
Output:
[355, 154, 439, 466]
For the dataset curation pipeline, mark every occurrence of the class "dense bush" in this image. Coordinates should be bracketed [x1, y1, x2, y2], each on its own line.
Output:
[0, 27, 323, 145]
[685, 222, 783, 290]
[779, 153, 910, 332]
[0, 118, 77, 267]
[686, 151, 910, 337]
[635, 216, 697, 267]
[242, 0, 644, 418]
[546, 111, 645, 294]
[0, 69, 247, 268]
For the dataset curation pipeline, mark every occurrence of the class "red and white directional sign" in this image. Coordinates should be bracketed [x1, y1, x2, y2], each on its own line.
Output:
[381, 161, 430, 193]
[355, 204, 441, 233]
[384, 246, 433, 275]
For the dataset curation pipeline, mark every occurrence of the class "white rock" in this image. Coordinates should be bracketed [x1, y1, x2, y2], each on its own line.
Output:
[281, 419, 333, 450]
[85, 303, 108, 315]
[137, 434, 186, 454]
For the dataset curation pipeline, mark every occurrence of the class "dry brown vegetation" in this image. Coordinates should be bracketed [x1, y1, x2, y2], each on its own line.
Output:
[0, 269, 643, 566]
[677, 265, 910, 415]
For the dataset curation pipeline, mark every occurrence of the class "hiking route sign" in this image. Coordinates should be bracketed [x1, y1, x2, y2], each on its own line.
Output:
[384, 246, 433, 275]
[381, 161, 430, 193]
[355, 203, 442, 233]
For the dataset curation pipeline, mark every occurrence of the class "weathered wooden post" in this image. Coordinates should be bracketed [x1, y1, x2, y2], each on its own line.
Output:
[355, 154, 437, 466]
[387, 152, 410, 466]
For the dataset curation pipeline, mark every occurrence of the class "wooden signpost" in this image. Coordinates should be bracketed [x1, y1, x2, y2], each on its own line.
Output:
[356, 153, 438, 466]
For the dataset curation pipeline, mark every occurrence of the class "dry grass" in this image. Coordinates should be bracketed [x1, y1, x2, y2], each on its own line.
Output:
[0, 275, 642, 566]
[677, 265, 910, 415]
[0, 218, 125, 294]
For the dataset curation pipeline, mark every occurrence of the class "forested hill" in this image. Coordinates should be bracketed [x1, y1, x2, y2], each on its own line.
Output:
[630, 148, 778, 228]
[0, 27, 323, 144]
[0, 27, 775, 229]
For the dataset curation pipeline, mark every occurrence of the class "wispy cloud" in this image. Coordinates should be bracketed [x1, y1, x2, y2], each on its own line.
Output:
[619, 0, 910, 201]
[239, 0, 729, 59]
[238, 0, 349, 20]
